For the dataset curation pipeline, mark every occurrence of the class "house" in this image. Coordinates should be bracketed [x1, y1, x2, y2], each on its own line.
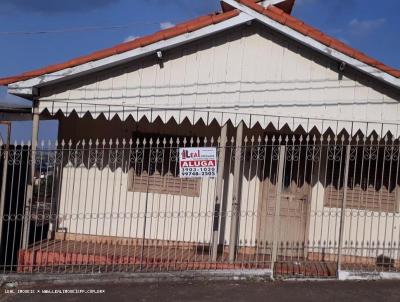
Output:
[1, 0, 400, 277]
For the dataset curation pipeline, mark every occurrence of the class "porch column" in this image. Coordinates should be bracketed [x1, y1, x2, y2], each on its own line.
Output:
[337, 144, 351, 272]
[212, 123, 228, 262]
[21, 101, 40, 249]
[0, 122, 11, 244]
[228, 121, 244, 262]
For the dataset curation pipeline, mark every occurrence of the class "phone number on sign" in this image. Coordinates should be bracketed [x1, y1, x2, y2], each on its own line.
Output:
[180, 167, 217, 177]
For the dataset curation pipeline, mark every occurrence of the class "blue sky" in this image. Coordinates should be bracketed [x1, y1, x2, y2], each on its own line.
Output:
[0, 0, 399, 141]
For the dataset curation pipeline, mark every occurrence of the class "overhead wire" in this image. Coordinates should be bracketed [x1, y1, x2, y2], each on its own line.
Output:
[0, 21, 178, 36]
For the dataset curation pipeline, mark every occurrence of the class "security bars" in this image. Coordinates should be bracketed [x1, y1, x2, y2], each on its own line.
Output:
[0, 133, 400, 278]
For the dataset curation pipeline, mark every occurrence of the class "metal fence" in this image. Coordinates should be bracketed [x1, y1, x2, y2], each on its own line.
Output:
[0, 133, 400, 278]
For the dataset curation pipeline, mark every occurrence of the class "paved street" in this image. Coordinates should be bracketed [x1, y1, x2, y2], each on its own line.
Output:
[1, 280, 400, 302]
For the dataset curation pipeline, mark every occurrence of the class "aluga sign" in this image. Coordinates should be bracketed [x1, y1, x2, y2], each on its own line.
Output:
[179, 147, 217, 178]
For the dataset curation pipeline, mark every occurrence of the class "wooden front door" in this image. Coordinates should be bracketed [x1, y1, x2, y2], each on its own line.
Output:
[256, 181, 309, 255]
[256, 145, 311, 257]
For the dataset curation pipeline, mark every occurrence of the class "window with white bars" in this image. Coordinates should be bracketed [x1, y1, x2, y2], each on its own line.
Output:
[127, 133, 201, 197]
[324, 145, 400, 212]
[129, 171, 200, 197]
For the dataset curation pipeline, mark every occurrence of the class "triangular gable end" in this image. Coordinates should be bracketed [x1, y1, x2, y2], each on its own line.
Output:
[224, 0, 400, 86]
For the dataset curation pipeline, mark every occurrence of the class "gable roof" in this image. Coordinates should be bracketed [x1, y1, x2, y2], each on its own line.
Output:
[0, 9, 239, 86]
[1, 0, 399, 91]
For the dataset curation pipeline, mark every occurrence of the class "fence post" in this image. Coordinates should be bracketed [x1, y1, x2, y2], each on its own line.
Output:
[337, 143, 351, 272]
[212, 123, 228, 262]
[228, 121, 244, 263]
[271, 145, 286, 273]
[22, 101, 40, 250]
[0, 122, 11, 245]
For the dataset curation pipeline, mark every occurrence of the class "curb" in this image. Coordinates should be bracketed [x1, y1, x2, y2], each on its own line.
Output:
[338, 270, 400, 281]
[0, 269, 273, 287]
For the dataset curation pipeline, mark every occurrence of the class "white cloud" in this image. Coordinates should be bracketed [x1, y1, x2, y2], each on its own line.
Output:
[0, 87, 31, 108]
[349, 18, 386, 35]
[123, 35, 139, 42]
[160, 21, 175, 30]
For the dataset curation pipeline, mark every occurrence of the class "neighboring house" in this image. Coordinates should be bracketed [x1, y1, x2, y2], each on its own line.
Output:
[1, 0, 400, 275]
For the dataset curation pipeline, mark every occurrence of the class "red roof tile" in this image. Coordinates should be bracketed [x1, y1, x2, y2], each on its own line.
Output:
[1, 0, 399, 87]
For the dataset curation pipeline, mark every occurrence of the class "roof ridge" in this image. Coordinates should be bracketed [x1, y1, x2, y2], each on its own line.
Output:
[222, 0, 296, 14]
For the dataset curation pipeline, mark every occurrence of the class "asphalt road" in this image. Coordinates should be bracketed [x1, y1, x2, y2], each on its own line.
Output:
[1, 280, 400, 302]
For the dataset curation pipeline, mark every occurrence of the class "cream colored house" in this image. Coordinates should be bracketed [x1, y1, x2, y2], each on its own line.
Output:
[2, 0, 400, 272]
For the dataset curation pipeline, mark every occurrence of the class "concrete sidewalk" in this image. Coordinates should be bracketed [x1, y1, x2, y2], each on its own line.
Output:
[1, 280, 400, 302]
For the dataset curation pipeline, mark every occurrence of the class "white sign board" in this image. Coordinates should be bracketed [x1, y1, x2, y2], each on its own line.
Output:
[179, 147, 217, 178]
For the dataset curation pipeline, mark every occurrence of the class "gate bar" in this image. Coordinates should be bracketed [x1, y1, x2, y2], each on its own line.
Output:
[229, 121, 244, 262]
[212, 123, 228, 261]
[271, 145, 286, 272]
[337, 144, 351, 271]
